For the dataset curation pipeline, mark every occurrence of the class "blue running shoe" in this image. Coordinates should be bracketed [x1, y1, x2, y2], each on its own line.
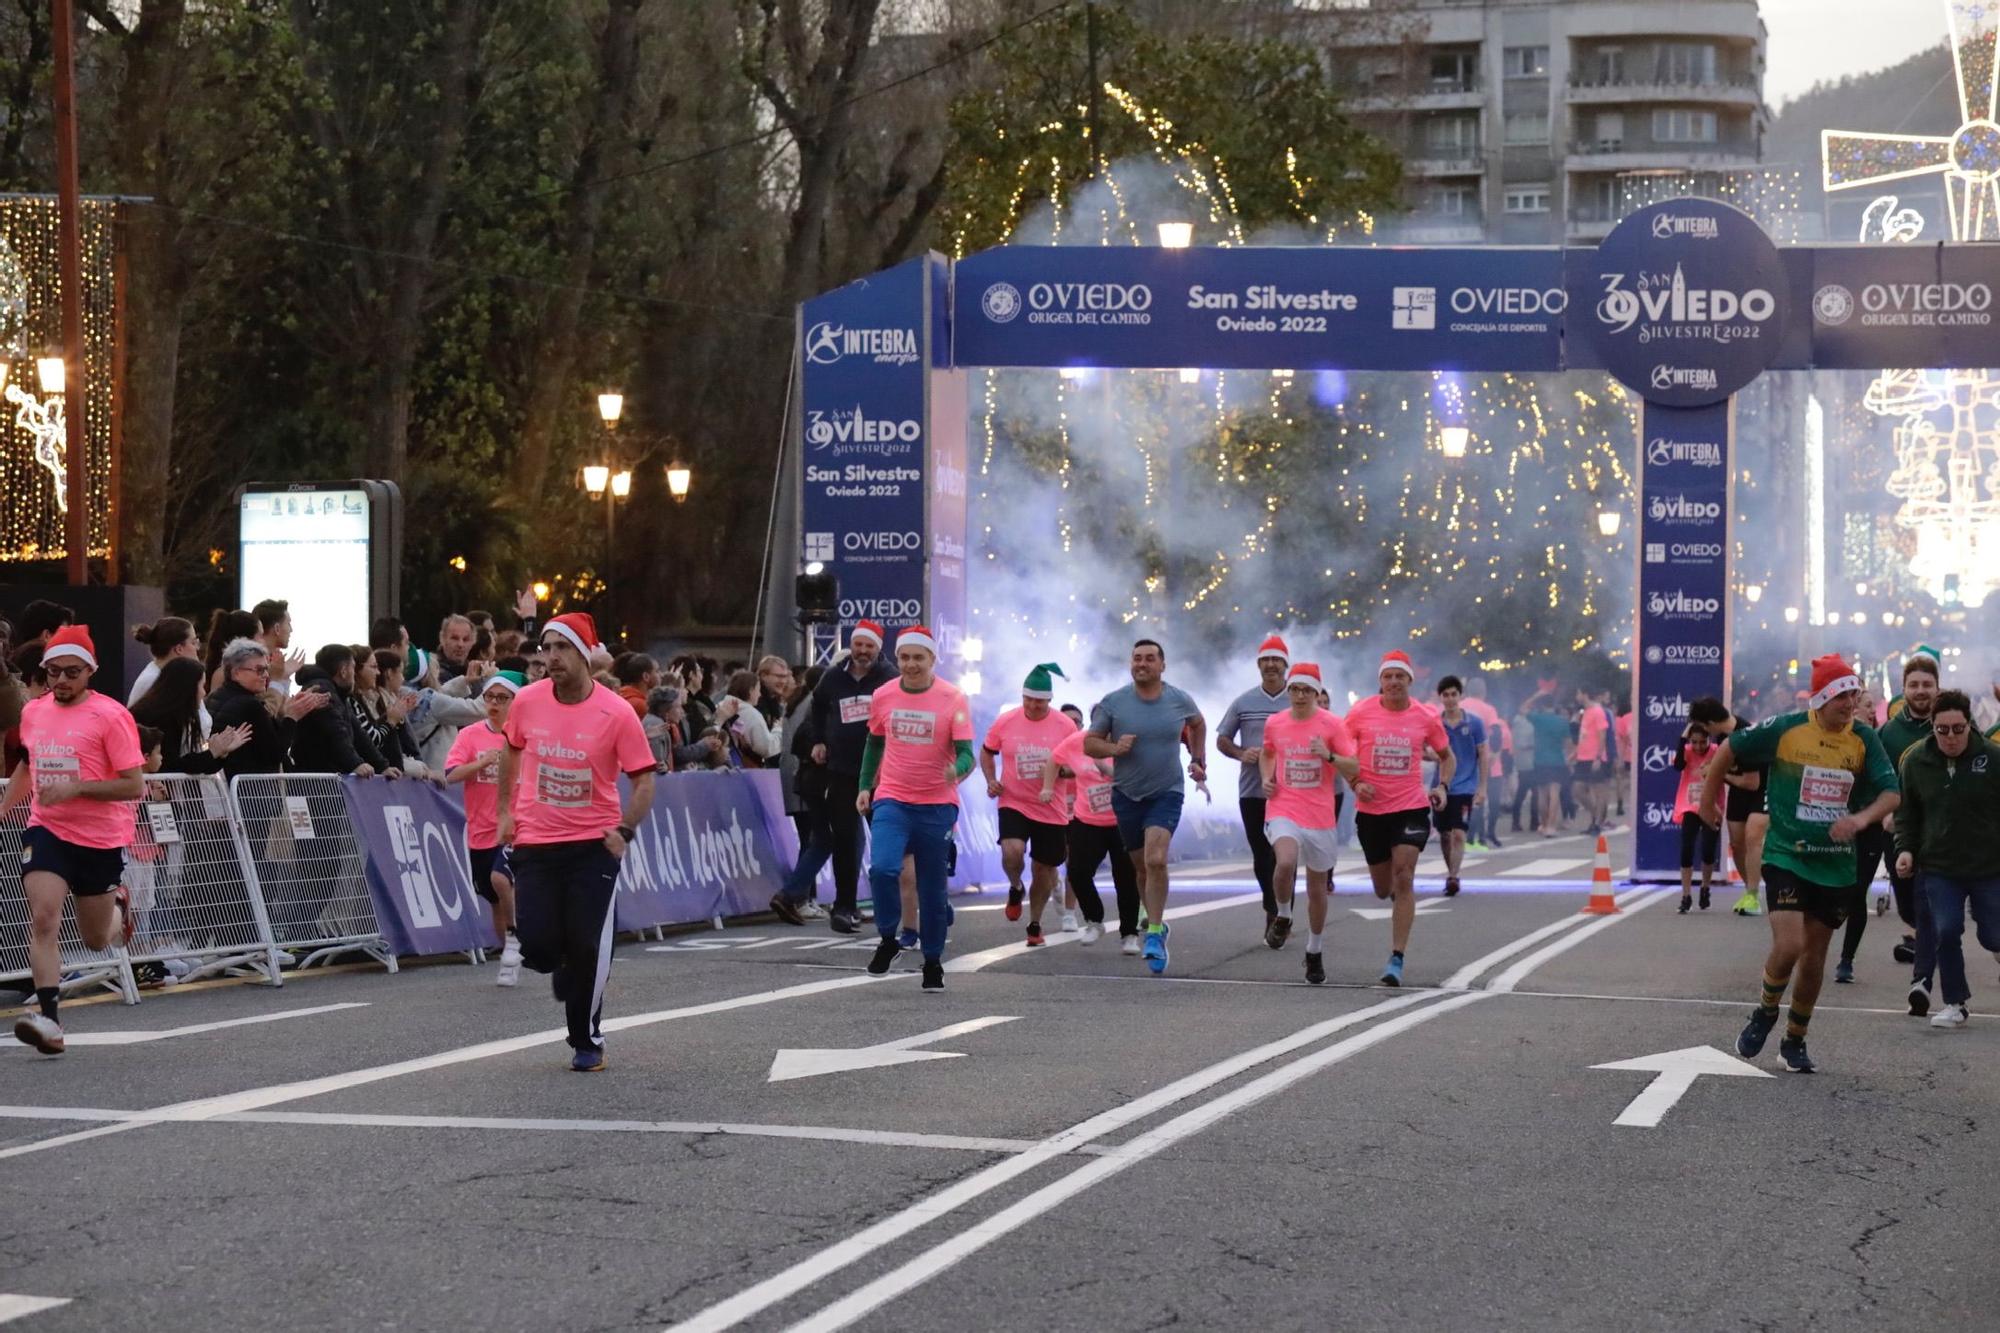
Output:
[1143, 925, 1170, 975]
[570, 1047, 606, 1073]
[1379, 954, 1404, 987]
[1736, 1007, 1778, 1058]
[898, 927, 920, 950]
[1777, 1035, 1815, 1073]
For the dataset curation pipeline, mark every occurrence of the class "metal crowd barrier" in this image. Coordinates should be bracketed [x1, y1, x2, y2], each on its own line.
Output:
[228, 773, 396, 972]
[0, 782, 139, 1003]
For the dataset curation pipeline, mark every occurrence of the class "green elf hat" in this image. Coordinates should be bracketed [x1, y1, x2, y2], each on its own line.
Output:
[1022, 662, 1067, 700]
[402, 647, 432, 684]
[1909, 644, 1942, 669]
[484, 669, 528, 695]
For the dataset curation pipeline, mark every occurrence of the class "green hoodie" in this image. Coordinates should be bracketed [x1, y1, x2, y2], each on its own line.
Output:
[1892, 734, 2000, 880]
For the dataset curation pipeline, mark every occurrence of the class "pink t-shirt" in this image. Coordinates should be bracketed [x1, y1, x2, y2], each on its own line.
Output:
[501, 680, 653, 846]
[1462, 697, 1505, 778]
[1576, 704, 1610, 763]
[1262, 708, 1354, 830]
[446, 721, 507, 849]
[1614, 711, 1635, 763]
[1345, 695, 1449, 817]
[20, 691, 144, 849]
[1050, 729, 1116, 827]
[868, 677, 973, 807]
[1673, 741, 1713, 818]
[983, 706, 1077, 826]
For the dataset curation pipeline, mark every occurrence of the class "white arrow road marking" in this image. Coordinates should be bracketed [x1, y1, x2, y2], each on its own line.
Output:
[1349, 899, 1453, 921]
[19, 1004, 368, 1049]
[768, 1016, 1019, 1083]
[0, 1295, 70, 1323]
[1591, 1044, 1773, 1127]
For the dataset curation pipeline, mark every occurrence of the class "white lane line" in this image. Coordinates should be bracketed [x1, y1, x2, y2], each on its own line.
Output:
[668, 990, 1447, 1333]
[1437, 885, 1657, 991]
[946, 892, 1263, 973]
[0, 1295, 69, 1324]
[23, 1003, 370, 1048]
[1484, 889, 1675, 993]
[786, 993, 1492, 1333]
[1497, 857, 1591, 877]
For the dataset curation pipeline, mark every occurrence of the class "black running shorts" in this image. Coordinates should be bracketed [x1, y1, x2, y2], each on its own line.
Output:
[1354, 808, 1432, 867]
[997, 807, 1068, 867]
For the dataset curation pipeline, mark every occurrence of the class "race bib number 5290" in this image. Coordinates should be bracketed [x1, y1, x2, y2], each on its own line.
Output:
[536, 762, 593, 808]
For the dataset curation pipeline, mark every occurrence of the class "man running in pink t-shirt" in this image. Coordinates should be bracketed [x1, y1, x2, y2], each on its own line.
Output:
[1573, 686, 1614, 836]
[1258, 663, 1359, 985]
[980, 662, 1078, 947]
[1344, 650, 1453, 987]
[495, 613, 656, 1072]
[3, 627, 145, 1055]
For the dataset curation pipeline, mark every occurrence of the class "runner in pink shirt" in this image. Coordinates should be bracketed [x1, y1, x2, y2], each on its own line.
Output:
[980, 663, 1078, 946]
[2, 627, 145, 1055]
[858, 625, 974, 989]
[1573, 686, 1614, 836]
[495, 614, 655, 1072]
[1257, 663, 1359, 985]
[1343, 650, 1454, 987]
[446, 668, 526, 987]
[1042, 722, 1138, 944]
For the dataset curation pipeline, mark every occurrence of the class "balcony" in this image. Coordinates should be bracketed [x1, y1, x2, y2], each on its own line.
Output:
[1393, 217, 1486, 244]
[1564, 137, 1758, 172]
[1567, 75, 1762, 107]
[1348, 80, 1484, 113]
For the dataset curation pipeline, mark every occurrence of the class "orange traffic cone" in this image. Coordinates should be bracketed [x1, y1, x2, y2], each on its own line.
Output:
[1581, 833, 1619, 915]
[1726, 842, 1744, 885]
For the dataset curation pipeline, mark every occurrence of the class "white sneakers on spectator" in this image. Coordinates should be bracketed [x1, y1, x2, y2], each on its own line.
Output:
[496, 940, 522, 988]
[1121, 935, 1141, 956]
[1079, 921, 1103, 945]
[799, 902, 828, 921]
[1060, 908, 1081, 933]
[1930, 1003, 1968, 1029]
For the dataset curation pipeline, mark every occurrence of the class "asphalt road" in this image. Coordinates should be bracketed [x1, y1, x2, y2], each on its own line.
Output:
[2, 826, 1993, 1332]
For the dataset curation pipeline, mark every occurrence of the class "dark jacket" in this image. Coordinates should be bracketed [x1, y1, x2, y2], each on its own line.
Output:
[155, 719, 226, 776]
[207, 679, 298, 777]
[808, 658, 895, 776]
[290, 667, 388, 775]
[1894, 734, 2000, 880]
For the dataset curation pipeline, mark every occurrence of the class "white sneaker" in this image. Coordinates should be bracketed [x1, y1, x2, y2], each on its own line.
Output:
[1931, 1003, 1969, 1029]
[1060, 909, 1081, 933]
[1120, 934, 1141, 956]
[1079, 921, 1103, 945]
[496, 944, 522, 988]
[12, 1013, 65, 1054]
[799, 902, 828, 921]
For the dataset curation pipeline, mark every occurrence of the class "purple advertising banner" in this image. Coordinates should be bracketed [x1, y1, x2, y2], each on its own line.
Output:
[615, 771, 794, 931]
[341, 777, 492, 958]
[1631, 399, 1732, 879]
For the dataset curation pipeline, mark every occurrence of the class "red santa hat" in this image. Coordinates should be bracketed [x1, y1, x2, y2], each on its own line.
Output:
[1807, 653, 1862, 711]
[41, 624, 97, 670]
[1255, 634, 1291, 668]
[897, 625, 937, 656]
[542, 611, 600, 658]
[1378, 649, 1416, 681]
[1286, 661, 1322, 691]
[850, 619, 885, 649]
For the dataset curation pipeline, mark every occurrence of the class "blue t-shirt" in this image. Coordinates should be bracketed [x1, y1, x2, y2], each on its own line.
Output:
[1440, 711, 1486, 796]
[1090, 682, 1202, 801]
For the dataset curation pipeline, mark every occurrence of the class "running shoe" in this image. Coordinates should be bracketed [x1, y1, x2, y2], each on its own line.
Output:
[1004, 886, 1025, 922]
[1444, 877, 1461, 899]
[1060, 908, 1081, 933]
[921, 960, 945, 992]
[1833, 959, 1854, 984]
[829, 909, 861, 935]
[569, 1047, 607, 1073]
[1777, 1036, 1815, 1073]
[867, 937, 901, 975]
[1679, 895, 1692, 915]
[114, 884, 135, 947]
[1736, 1007, 1778, 1058]
[1930, 1002, 1968, 1029]
[1379, 955, 1404, 986]
[1265, 915, 1292, 950]
[1025, 922, 1045, 947]
[769, 894, 805, 927]
[1731, 891, 1761, 916]
[1698, 887, 1711, 911]
[1487, 836, 1504, 850]
[1908, 978, 1932, 1017]
[1120, 934, 1141, 957]
[898, 927, 920, 951]
[1143, 925, 1170, 975]
[496, 941, 522, 988]
[1304, 952, 1325, 986]
[1893, 936, 1916, 965]
[12, 1013, 64, 1055]
[1079, 921, 1103, 946]
[799, 902, 828, 921]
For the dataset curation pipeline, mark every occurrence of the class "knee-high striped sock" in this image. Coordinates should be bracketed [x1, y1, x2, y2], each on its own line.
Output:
[1758, 970, 1786, 1017]
[1785, 1002, 1813, 1040]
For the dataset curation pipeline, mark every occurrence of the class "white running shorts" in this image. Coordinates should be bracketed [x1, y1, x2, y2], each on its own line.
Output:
[1265, 817, 1338, 873]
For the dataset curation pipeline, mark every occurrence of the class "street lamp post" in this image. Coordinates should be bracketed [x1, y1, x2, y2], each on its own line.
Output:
[581, 391, 630, 637]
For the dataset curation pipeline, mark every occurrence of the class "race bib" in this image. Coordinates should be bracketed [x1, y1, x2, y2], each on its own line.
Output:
[536, 761, 594, 808]
[839, 695, 871, 725]
[476, 751, 500, 785]
[1372, 735, 1413, 776]
[890, 708, 935, 745]
[1086, 783, 1114, 815]
[1797, 764, 1855, 824]
[1016, 746, 1051, 782]
[1284, 757, 1323, 789]
[32, 753, 79, 792]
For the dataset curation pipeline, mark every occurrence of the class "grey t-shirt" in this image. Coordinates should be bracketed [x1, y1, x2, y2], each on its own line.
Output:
[1090, 682, 1202, 801]
[1218, 685, 1287, 800]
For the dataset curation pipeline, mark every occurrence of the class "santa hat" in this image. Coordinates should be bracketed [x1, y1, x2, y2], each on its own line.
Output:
[1255, 634, 1291, 668]
[41, 625, 96, 670]
[1808, 654, 1863, 711]
[1378, 650, 1416, 681]
[542, 612, 599, 658]
[850, 619, 885, 649]
[1286, 661, 1322, 691]
[483, 669, 527, 695]
[897, 625, 937, 656]
[1022, 662, 1066, 699]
